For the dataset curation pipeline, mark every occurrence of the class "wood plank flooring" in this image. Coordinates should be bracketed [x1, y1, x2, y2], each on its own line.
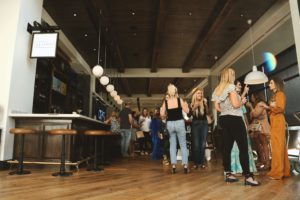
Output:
[0, 157, 299, 200]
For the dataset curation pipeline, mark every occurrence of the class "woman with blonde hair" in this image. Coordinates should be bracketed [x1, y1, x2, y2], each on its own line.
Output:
[161, 84, 190, 174]
[190, 88, 210, 169]
[263, 77, 290, 180]
[212, 67, 260, 186]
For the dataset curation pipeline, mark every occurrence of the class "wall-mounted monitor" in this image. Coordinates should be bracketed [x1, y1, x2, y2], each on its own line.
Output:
[30, 32, 58, 58]
[52, 76, 67, 95]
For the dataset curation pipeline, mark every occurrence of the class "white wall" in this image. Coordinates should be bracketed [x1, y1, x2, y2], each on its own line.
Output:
[0, 0, 43, 160]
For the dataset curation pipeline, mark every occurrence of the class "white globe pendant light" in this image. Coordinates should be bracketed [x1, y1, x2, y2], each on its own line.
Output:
[100, 75, 109, 86]
[106, 84, 114, 92]
[110, 90, 117, 97]
[93, 10, 103, 78]
[117, 99, 123, 104]
[114, 95, 120, 101]
[92, 65, 103, 77]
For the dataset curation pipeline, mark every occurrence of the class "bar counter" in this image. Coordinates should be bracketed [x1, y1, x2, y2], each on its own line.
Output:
[9, 113, 117, 168]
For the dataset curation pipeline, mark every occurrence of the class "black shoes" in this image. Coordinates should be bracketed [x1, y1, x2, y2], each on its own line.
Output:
[225, 173, 239, 183]
[184, 165, 190, 174]
[171, 165, 176, 174]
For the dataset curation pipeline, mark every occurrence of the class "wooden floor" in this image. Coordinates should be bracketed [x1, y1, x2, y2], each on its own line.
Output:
[0, 157, 300, 200]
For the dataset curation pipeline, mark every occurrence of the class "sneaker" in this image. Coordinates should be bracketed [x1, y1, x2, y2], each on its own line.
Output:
[140, 151, 145, 155]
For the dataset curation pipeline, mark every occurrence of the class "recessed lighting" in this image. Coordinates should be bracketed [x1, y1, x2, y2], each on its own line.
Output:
[73, 13, 77, 17]
[93, 48, 96, 51]
[133, 32, 137, 36]
[214, 56, 218, 60]
[131, 11, 135, 16]
[194, 79, 197, 82]
[84, 34, 88, 37]
[240, 13, 244, 18]
[188, 12, 192, 16]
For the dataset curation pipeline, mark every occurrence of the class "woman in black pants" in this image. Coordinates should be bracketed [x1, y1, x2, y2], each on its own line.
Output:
[190, 88, 209, 169]
[212, 67, 260, 186]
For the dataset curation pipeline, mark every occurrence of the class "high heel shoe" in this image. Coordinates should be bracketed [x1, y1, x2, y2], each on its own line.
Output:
[245, 174, 260, 186]
[184, 165, 190, 174]
[171, 165, 176, 174]
[225, 173, 239, 183]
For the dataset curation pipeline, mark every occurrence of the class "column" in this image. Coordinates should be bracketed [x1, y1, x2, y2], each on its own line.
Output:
[0, 0, 44, 161]
[290, 0, 300, 73]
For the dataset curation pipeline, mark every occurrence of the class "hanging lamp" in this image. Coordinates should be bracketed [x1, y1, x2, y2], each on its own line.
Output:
[244, 19, 268, 85]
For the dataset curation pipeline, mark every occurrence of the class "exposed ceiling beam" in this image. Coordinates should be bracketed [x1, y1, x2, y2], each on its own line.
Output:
[119, 79, 132, 97]
[106, 68, 210, 78]
[146, 79, 152, 97]
[182, 0, 237, 72]
[172, 78, 180, 85]
[85, 0, 125, 73]
[151, 0, 167, 72]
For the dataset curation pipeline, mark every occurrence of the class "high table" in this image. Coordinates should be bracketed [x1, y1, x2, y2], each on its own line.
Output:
[9, 113, 114, 170]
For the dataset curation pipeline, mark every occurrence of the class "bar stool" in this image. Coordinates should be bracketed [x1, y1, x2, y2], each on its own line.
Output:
[84, 130, 112, 171]
[9, 128, 37, 175]
[48, 129, 77, 176]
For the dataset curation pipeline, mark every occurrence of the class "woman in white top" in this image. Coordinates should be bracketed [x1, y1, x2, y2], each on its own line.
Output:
[139, 108, 152, 155]
[212, 68, 260, 186]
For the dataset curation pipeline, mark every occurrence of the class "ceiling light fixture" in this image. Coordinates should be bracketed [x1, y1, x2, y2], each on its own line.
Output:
[73, 13, 77, 17]
[244, 19, 268, 85]
[92, 10, 104, 77]
[100, 45, 109, 86]
[110, 90, 117, 97]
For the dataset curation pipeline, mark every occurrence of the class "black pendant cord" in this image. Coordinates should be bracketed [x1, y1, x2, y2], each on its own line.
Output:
[97, 10, 102, 65]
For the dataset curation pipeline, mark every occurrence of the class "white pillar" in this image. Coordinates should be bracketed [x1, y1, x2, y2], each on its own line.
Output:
[290, 0, 300, 73]
[0, 0, 44, 160]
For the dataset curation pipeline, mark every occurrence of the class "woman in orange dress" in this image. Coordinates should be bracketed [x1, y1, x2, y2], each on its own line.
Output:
[264, 77, 290, 180]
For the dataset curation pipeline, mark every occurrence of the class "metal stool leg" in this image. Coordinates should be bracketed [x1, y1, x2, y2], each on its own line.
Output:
[52, 135, 72, 176]
[92, 136, 103, 172]
[9, 134, 30, 175]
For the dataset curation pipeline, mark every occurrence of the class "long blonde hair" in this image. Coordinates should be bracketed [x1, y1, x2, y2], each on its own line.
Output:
[191, 88, 205, 117]
[214, 68, 235, 96]
[167, 84, 178, 98]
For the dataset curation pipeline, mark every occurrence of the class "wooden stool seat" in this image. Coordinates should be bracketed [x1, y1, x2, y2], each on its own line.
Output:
[48, 129, 77, 177]
[48, 129, 77, 135]
[84, 130, 112, 136]
[84, 130, 112, 172]
[9, 128, 37, 175]
[10, 128, 37, 135]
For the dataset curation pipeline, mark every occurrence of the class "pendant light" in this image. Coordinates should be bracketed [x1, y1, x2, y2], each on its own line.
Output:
[244, 19, 268, 85]
[110, 90, 117, 97]
[100, 45, 109, 85]
[92, 10, 104, 77]
[106, 52, 114, 92]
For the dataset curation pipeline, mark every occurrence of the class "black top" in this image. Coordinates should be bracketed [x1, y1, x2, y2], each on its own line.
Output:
[119, 107, 132, 129]
[165, 98, 183, 121]
[191, 106, 207, 121]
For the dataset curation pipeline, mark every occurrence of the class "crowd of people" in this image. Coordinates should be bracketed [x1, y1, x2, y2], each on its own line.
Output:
[104, 67, 290, 186]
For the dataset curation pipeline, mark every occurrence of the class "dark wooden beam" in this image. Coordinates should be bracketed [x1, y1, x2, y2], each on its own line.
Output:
[182, 0, 237, 72]
[119, 79, 132, 97]
[151, 0, 167, 72]
[172, 78, 180, 85]
[146, 79, 152, 97]
[85, 0, 125, 72]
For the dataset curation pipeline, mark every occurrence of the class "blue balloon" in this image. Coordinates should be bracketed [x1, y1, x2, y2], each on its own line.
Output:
[263, 52, 277, 73]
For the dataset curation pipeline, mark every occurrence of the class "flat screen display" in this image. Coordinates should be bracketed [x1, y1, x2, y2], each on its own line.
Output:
[97, 109, 106, 122]
[30, 32, 58, 58]
[52, 76, 67, 95]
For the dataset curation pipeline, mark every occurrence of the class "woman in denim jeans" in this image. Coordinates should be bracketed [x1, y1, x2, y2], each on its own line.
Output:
[190, 88, 209, 169]
[160, 84, 190, 174]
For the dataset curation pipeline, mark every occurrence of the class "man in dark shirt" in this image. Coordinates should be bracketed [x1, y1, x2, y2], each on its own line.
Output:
[119, 101, 133, 157]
